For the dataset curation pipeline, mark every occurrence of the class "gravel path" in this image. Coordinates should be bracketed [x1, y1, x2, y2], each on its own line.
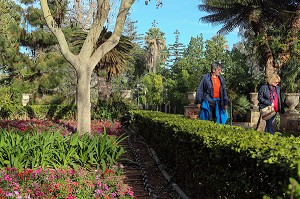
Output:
[119, 130, 181, 199]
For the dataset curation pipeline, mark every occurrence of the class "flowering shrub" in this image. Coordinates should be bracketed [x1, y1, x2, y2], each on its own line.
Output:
[61, 120, 123, 136]
[0, 119, 135, 198]
[0, 167, 134, 199]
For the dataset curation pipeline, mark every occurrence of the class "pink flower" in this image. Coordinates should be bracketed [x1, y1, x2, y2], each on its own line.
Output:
[4, 174, 12, 181]
[35, 167, 42, 175]
[66, 195, 76, 199]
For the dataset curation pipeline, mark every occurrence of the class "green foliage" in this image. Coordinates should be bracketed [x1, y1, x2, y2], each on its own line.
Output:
[92, 96, 137, 120]
[204, 35, 230, 65]
[284, 162, 300, 199]
[0, 0, 75, 105]
[0, 87, 21, 119]
[141, 73, 164, 105]
[281, 56, 300, 93]
[167, 30, 185, 64]
[129, 110, 300, 198]
[232, 95, 250, 122]
[227, 44, 264, 94]
[0, 105, 76, 120]
[0, 129, 125, 171]
[144, 25, 167, 73]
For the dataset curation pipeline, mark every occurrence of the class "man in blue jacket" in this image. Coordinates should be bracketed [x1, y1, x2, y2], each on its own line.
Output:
[196, 61, 228, 124]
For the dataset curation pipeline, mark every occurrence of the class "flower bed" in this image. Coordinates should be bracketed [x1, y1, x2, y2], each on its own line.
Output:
[0, 167, 134, 199]
[0, 119, 123, 136]
[0, 119, 135, 199]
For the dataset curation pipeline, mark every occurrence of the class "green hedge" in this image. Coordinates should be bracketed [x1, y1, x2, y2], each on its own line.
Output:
[0, 100, 137, 120]
[0, 105, 76, 120]
[129, 110, 300, 198]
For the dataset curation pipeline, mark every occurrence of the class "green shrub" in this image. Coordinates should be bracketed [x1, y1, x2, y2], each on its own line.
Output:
[92, 96, 137, 120]
[0, 105, 76, 120]
[0, 129, 125, 171]
[129, 110, 300, 198]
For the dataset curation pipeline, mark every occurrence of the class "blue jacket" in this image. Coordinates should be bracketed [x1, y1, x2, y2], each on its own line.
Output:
[200, 99, 228, 124]
[258, 84, 284, 114]
[196, 73, 229, 109]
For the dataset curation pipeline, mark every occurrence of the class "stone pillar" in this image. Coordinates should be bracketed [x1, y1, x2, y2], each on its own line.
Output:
[280, 93, 300, 130]
[249, 92, 260, 128]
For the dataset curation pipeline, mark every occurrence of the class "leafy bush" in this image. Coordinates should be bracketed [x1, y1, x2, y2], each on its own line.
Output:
[0, 105, 77, 120]
[0, 87, 19, 119]
[129, 110, 300, 198]
[0, 129, 125, 171]
[232, 95, 250, 122]
[92, 96, 137, 120]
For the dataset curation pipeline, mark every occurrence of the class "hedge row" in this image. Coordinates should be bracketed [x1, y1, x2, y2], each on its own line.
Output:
[129, 110, 300, 198]
[0, 105, 76, 120]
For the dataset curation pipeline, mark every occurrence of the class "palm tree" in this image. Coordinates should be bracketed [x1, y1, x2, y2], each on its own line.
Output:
[95, 28, 133, 101]
[145, 25, 166, 74]
[198, 0, 300, 79]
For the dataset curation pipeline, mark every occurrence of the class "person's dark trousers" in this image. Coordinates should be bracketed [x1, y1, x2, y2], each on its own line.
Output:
[209, 101, 220, 122]
[265, 114, 276, 134]
[209, 105, 214, 121]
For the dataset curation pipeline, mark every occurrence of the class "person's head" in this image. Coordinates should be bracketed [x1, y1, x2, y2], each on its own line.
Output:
[267, 74, 281, 87]
[211, 61, 222, 76]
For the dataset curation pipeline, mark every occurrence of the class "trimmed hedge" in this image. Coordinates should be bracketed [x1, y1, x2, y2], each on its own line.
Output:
[129, 110, 300, 198]
[0, 105, 76, 120]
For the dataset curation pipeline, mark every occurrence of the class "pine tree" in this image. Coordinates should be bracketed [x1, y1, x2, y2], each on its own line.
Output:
[167, 30, 185, 65]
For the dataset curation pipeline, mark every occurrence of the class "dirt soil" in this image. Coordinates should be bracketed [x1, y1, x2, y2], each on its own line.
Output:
[120, 131, 180, 199]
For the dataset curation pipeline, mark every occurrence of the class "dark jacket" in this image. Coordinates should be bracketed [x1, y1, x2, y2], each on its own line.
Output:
[196, 73, 228, 108]
[258, 84, 284, 114]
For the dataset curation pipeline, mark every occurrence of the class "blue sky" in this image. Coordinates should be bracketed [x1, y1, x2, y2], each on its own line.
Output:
[129, 0, 241, 49]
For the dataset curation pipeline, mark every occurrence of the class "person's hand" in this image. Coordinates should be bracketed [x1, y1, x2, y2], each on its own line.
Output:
[196, 104, 201, 109]
[224, 105, 228, 110]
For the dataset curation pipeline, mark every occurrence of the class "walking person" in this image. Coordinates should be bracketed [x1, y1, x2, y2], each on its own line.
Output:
[258, 74, 285, 134]
[196, 61, 228, 124]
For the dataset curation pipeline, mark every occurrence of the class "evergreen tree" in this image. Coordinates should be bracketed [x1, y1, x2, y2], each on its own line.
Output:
[1, 0, 73, 104]
[167, 30, 185, 65]
[167, 35, 206, 113]
[0, 0, 32, 102]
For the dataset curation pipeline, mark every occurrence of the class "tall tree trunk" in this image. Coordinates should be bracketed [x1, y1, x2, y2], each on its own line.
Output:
[250, 11, 282, 79]
[262, 3, 300, 79]
[251, 20, 277, 79]
[77, 69, 92, 135]
[264, 47, 277, 79]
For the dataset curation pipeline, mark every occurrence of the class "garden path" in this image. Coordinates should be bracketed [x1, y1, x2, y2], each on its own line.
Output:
[119, 131, 179, 199]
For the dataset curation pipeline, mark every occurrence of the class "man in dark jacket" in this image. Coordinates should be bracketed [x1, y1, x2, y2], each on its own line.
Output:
[196, 61, 229, 124]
